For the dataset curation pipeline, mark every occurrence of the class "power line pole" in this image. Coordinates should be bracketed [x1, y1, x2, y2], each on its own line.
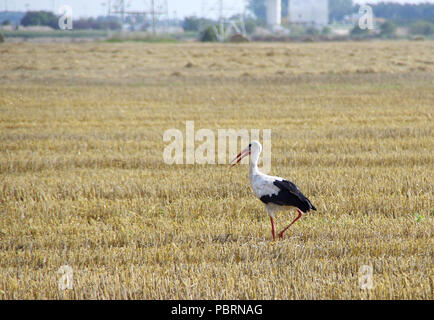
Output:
[151, 0, 156, 34]
[219, 0, 224, 42]
[207, 0, 246, 42]
[111, 0, 125, 30]
[120, 0, 125, 28]
[148, 0, 167, 35]
[111, 0, 168, 35]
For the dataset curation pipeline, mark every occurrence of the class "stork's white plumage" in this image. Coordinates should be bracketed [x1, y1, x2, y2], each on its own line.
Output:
[230, 140, 316, 240]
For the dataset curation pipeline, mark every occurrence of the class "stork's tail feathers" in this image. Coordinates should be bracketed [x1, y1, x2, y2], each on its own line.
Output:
[307, 199, 317, 211]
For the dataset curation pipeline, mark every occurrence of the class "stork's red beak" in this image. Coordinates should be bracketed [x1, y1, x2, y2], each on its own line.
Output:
[230, 147, 250, 167]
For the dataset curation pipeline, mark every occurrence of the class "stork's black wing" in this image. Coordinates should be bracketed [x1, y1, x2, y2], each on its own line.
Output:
[260, 180, 317, 213]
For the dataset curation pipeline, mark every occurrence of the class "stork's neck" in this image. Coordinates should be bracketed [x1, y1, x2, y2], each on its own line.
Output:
[249, 149, 261, 177]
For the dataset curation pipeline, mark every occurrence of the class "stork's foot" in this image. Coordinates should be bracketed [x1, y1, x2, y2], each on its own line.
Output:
[278, 230, 287, 239]
[278, 209, 303, 240]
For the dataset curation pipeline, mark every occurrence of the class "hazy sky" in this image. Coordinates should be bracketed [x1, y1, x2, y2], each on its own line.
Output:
[3, 0, 433, 18]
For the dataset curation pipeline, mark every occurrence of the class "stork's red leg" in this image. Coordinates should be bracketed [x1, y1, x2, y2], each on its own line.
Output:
[270, 216, 275, 241]
[278, 209, 303, 239]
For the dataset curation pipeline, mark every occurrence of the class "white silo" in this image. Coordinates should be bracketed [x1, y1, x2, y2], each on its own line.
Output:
[266, 0, 281, 29]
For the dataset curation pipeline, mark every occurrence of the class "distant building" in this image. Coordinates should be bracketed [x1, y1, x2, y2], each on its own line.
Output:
[288, 0, 328, 27]
[266, 0, 281, 30]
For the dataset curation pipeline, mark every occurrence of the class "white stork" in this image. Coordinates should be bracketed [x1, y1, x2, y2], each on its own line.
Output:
[230, 140, 316, 240]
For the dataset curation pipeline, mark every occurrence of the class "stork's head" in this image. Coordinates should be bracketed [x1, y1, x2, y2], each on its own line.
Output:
[230, 140, 262, 167]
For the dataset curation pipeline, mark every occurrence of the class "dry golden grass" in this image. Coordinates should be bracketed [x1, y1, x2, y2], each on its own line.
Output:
[0, 41, 433, 299]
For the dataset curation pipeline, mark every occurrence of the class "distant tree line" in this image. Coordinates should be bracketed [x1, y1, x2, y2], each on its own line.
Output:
[182, 14, 258, 35]
[73, 17, 121, 30]
[328, 0, 354, 22]
[182, 16, 214, 32]
[9, 2, 434, 38]
[18, 11, 121, 30]
[20, 11, 58, 29]
[0, 11, 26, 25]
[356, 2, 434, 24]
